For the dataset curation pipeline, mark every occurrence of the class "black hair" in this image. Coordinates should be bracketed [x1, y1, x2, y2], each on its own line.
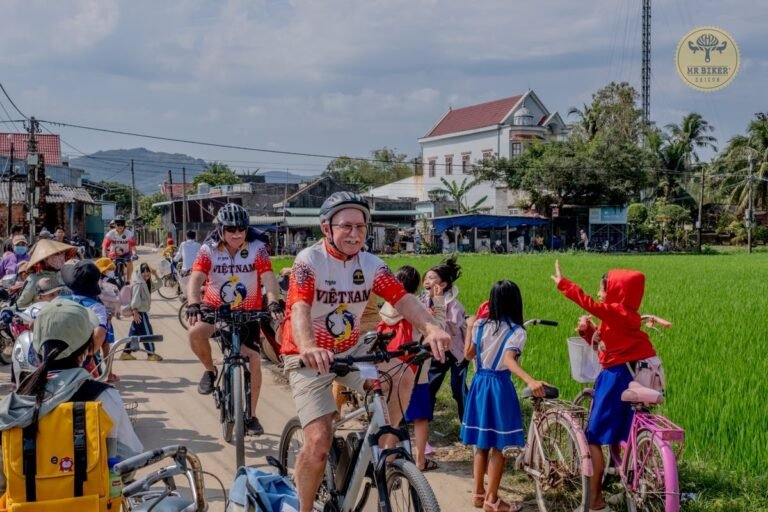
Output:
[11, 224, 22, 234]
[428, 254, 461, 289]
[395, 265, 421, 294]
[140, 263, 151, 273]
[488, 280, 524, 331]
[18, 336, 94, 427]
[186, 230, 196, 240]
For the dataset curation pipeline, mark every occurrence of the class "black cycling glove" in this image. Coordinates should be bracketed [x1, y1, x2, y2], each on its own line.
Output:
[185, 303, 201, 319]
[267, 301, 285, 316]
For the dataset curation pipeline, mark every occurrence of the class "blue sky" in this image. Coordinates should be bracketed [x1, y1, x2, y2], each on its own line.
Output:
[1, 0, 765, 183]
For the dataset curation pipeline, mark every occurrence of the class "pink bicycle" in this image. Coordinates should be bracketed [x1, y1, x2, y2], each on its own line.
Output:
[573, 315, 684, 512]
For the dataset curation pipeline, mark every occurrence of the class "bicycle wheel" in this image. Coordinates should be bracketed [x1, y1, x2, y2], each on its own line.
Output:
[157, 275, 181, 299]
[178, 300, 189, 331]
[573, 388, 593, 430]
[221, 366, 234, 443]
[384, 459, 440, 512]
[232, 365, 246, 468]
[532, 413, 590, 512]
[624, 430, 679, 512]
[278, 417, 304, 478]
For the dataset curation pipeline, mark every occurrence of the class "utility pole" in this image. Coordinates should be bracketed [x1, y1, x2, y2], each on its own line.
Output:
[130, 159, 137, 231]
[167, 169, 176, 236]
[25, 117, 41, 240]
[696, 165, 705, 252]
[747, 154, 754, 254]
[181, 167, 188, 237]
[6, 140, 13, 237]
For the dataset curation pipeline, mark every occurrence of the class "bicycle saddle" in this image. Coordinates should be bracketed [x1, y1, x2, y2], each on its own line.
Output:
[621, 381, 664, 404]
[521, 384, 559, 399]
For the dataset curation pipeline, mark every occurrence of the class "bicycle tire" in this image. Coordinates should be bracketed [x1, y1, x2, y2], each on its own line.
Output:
[624, 430, 680, 512]
[222, 367, 234, 444]
[532, 412, 590, 512]
[573, 389, 593, 430]
[233, 365, 246, 468]
[157, 275, 182, 299]
[384, 459, 440, 512]
[278, 416, 304, 478]
[178, 300, 189, 331]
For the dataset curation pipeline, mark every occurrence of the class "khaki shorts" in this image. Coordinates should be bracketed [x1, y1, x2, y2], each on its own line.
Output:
[285, 354, 367, 427]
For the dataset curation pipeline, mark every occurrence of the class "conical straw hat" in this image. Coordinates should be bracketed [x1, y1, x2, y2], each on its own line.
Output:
[27, 239, 77, 268]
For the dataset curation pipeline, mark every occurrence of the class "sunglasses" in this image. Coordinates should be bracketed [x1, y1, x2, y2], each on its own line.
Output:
[115, 222, 125, 227]
[224, 226, 247, 233]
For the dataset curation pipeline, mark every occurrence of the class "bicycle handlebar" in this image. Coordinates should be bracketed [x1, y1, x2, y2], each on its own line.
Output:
[300, 341, 430, 376]
[95, 335, 164, 382]
[523, 318, 559, 327]
[200, 307, 272, 324]
[115, 445, 181, 475]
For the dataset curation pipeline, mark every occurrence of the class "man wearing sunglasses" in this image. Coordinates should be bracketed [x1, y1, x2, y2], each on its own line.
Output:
[281, 191, 452, 511]
[102, 215, 138, 281]
[185, 203, 284, 436]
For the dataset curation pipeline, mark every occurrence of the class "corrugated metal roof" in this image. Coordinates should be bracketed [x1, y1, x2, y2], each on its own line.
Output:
[0, 182, 28, 204]
[46, 182, 95, 204]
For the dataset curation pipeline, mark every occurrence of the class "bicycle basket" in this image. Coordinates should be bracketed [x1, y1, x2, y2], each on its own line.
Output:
[567, 337, 601, 383]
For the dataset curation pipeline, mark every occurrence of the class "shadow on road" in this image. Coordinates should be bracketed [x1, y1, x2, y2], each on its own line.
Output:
[115, 375, 193, 395]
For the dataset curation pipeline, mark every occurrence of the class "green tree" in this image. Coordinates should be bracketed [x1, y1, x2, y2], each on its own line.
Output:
[97, 181, 136, 214]
[325, 147, 413, 190]
[714, 118, 768, 214]
[138, 191, 167, 229]
[567, 103, 600, 141]
[432, 177, 488, 214]
[192, 162, 241, 187]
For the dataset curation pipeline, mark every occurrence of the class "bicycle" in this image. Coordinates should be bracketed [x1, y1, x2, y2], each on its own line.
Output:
[573, 314, 683, 512]
[114, 445, 212, 512]
[202, 305, 273, 469]
[95, 334, 165, 383]
[278, 333, 441, 512]
[113, 254, 138, 290]
[513, 319, 593, 512]
[157, 258, 183, 300]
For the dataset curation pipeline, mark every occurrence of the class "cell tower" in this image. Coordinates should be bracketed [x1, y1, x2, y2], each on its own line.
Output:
[641, 0, 651, 129]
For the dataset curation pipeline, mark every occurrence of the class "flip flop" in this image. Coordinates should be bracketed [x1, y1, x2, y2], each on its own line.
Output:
[419, 459, 439, 472]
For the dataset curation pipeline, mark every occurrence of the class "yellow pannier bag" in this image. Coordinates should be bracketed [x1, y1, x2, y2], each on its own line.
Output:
[1, 401, 119, 512]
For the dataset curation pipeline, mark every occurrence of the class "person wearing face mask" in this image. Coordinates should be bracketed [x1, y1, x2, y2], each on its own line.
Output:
[0, 235, 30, 278]
[16, 239, 75, 308]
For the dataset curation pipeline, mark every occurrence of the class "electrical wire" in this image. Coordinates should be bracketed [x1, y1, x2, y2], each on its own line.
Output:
[0, 82, 28, 120]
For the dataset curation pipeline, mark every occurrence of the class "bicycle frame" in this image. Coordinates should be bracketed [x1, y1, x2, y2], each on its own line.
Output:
[216, 319, 252, 423]
[325, 366, 413, 512]
[619, 408, 684, 499]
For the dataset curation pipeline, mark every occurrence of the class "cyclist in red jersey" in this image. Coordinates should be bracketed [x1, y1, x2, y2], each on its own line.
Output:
[281, 192, 451, 512]
[185, 203, 284, 435]
[102, 215, 137, 281]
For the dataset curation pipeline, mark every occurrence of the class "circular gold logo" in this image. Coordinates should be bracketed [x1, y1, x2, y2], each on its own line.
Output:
[676, 27, 739, 92]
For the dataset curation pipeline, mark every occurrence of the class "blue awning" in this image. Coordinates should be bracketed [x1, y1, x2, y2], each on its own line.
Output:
[432, 214, 549, 234]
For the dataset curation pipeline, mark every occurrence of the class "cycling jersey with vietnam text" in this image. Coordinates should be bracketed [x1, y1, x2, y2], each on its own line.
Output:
[281, 240, 407, 355]
[103, 229, 136, 259]
[192, 238, 273, 311]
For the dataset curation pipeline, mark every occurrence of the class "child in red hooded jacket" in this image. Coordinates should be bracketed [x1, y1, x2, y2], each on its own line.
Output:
[551, 260, 658, 512]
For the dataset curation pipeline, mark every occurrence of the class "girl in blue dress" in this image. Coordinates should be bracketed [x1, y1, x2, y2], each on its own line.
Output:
[461, 280, 547, 512]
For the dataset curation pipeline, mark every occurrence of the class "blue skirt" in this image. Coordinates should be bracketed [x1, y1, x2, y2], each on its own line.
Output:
[405, 383, 432, 421]
[586, 365, 634, 445]
[460, 369, 524, 450]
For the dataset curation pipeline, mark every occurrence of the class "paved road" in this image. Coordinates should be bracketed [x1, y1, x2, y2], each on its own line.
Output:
[101, 248, 479, 510]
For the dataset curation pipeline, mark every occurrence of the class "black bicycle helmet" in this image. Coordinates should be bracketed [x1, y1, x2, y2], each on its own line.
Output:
[319, 192, 370, 224]
[216, 203, 249, 227]
[113, 215, 126, 224]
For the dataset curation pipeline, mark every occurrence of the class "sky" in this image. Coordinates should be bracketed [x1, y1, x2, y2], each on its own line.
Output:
[1, 0, 766, 185]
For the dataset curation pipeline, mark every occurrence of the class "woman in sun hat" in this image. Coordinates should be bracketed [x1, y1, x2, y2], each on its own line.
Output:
[16, 239, 76, 308]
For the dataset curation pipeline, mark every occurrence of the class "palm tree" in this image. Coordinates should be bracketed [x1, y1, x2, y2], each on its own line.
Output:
[432, 177, 488, 214]
[665, 113, 718, 164]
[567, 103, 600, 141]
[715, 119, 768, 213]
[648, 127, 688, 200]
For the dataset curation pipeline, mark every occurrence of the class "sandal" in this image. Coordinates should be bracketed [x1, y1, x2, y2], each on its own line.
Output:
[484, 498, 521, 512]
[473, 493, 486, 508]
[418, 459, 439, 472]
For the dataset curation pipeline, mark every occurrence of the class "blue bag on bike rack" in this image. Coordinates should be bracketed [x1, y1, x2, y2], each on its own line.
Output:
[227, 467, 299, 512]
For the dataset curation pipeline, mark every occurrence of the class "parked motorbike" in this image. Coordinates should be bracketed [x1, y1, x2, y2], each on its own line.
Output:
[2, 302, 49, 385]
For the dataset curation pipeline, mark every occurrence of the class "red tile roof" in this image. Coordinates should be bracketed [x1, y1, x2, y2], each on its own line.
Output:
[425, 95, 523, 138]
[0, 133, 62, 166]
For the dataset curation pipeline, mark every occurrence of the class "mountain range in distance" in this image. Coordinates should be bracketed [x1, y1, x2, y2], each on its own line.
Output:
[69, 148, 318, 194]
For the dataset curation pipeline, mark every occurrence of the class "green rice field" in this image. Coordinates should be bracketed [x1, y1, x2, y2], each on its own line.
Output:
[275, 251, 768, 506]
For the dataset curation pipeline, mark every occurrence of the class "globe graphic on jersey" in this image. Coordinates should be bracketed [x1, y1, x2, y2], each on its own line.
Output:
[326, 304, 355, 342]
[220, 279, 248, 307]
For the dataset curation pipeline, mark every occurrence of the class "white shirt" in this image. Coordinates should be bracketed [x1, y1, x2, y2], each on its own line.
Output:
[472, 319, 527, 371]
[175, 239, 202, 271]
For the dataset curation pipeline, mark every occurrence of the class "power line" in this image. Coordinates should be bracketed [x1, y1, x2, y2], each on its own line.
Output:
[0, 83, 28, 120]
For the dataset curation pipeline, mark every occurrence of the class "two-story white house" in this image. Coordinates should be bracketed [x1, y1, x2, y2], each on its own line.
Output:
[370, 89, 567, 215]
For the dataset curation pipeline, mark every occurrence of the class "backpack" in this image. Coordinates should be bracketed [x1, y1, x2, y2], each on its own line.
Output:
[0, 381, 117, 512]
[118, 285, 133, 316]
[627, 356, 666, 394]
[227, 466, 299, 512]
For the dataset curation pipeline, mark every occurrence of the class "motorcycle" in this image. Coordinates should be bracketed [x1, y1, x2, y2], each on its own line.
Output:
[1, 302, 49, 385]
